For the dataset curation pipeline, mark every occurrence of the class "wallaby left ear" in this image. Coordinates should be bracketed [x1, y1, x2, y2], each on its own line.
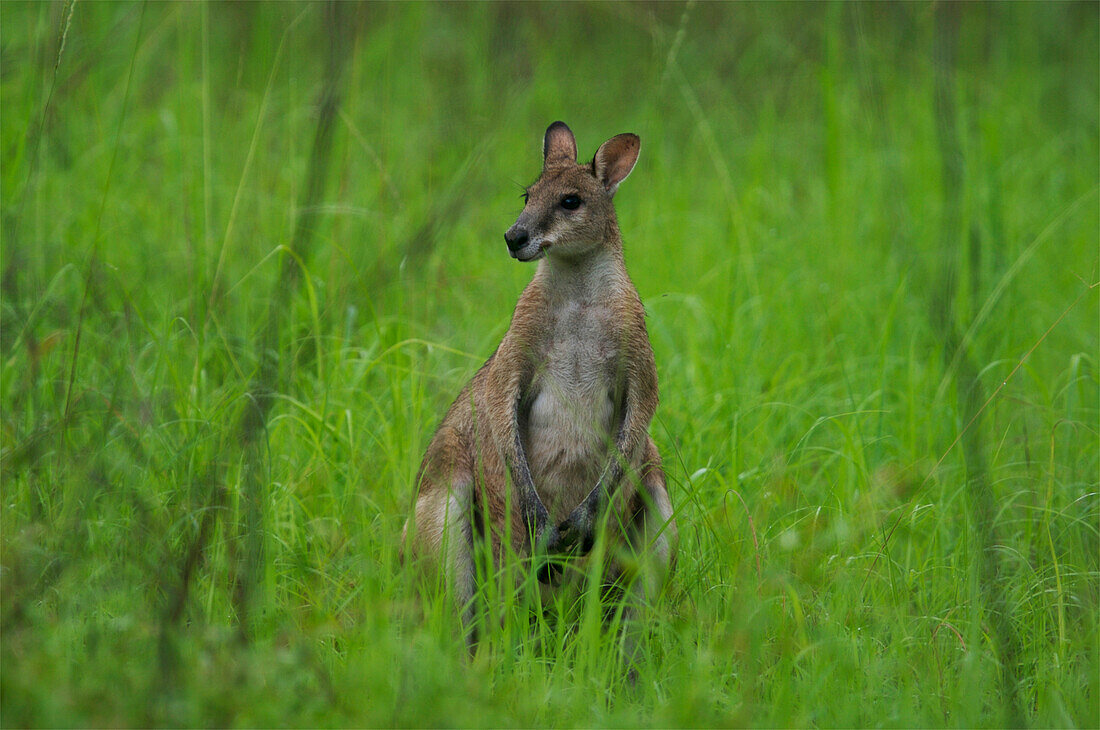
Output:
[543, 121, 578, 166]
[592, 133, 640, 196]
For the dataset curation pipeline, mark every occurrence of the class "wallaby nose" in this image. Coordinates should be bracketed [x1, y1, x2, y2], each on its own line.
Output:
[504, 226, 529, 253]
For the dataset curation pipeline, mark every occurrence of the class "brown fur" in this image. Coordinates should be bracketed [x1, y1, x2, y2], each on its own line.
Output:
[404, 122, 677, 646]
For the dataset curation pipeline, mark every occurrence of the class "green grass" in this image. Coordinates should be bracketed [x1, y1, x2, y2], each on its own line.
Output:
[2, 2, 1097, 727]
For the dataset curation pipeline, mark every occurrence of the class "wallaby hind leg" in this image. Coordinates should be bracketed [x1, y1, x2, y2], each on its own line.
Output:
[409, 468, 478, 648]
[619, 437, 678, 679]
[633, 438, 677, 576]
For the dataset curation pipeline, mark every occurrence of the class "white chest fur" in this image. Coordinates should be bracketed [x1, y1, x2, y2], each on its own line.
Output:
[525, 296, 620, 522]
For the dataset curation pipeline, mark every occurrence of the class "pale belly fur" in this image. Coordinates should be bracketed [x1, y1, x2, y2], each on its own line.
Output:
[526, 380, 614, 523]
[524, 299, 618, 523]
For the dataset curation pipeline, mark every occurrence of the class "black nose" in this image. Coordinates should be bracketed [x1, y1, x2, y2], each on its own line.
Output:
[505, 226, 529, 252]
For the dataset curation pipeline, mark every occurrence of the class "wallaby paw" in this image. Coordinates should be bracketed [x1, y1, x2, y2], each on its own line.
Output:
[557, 509, 595, 555]
[536, 554, 564, 585]
[534, 522, 564, 584]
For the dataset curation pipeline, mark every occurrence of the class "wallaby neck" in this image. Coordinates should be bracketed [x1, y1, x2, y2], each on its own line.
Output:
[536, 243, 627, 304]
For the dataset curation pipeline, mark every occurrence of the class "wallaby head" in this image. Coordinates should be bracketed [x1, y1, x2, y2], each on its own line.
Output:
[504, 121, 640, 262]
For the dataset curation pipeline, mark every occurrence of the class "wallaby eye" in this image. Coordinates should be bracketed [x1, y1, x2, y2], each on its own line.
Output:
[560, 195, 582, 210]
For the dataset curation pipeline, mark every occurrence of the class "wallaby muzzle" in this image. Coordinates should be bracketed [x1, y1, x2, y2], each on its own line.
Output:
[504, 224, 529, 253]
[505, 218, 543, 261]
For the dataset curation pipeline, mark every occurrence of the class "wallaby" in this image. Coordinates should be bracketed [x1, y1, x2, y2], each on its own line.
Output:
[404, 122, 677, 657]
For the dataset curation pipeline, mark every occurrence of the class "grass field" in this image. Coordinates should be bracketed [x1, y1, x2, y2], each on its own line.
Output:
[2, 2, 1097, 726]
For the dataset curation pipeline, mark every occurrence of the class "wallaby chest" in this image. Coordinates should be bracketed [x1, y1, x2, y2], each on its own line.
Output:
[524, 294, 623, 521]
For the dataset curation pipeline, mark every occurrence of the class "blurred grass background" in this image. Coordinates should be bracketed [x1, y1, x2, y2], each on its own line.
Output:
[1, 1, 1097, 726]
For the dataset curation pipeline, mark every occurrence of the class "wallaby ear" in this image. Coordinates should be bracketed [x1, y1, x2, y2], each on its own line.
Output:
[592, 133, 640, 196]
[543, 121, 577, 166]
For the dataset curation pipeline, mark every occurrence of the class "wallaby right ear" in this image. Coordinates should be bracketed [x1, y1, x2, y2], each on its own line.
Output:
[543, 121, 577, 166]
[592, 133, 640, 196]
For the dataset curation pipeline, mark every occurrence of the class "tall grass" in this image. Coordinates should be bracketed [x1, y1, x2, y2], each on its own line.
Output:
[2, 2, 1097, 726]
